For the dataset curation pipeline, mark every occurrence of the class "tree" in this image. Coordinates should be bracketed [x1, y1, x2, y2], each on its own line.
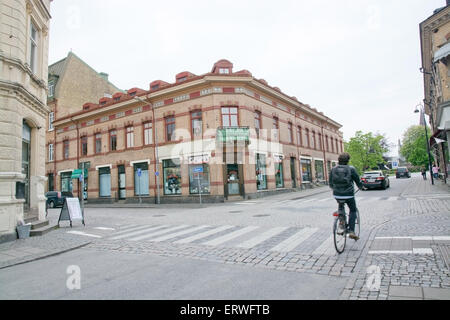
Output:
[344, 131, 389, 174]
[399, 125, 433, 167]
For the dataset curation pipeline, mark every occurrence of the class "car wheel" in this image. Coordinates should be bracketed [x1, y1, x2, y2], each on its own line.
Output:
[49, 200, 55, 208]
[382, 182, 386, 190]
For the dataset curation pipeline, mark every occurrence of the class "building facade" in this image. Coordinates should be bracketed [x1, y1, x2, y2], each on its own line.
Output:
[51, 60, 343, 203]
[420, 2, 450, 183]
[46, 52, 121, 193]
[0, 0, 51, 241]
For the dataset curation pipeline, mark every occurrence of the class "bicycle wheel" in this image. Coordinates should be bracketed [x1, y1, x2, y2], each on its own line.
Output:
[354, 209, 360, 238]
[333, 216, 346, 254]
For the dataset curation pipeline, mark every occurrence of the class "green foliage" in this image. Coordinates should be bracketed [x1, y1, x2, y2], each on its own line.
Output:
[399, 125, 433, 167]
[344, 131, 389, 174]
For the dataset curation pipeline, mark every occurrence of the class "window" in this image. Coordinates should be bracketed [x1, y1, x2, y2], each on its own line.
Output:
[48, 112, 54, 131]
[191, 111, 202, 138]
[29, 22, 38, 73]
[110, 130, 117, 151]
[151, 84, 159, 90]
[143, 123, 152, 145]
[221, 107, 238, 127]
[297, 126, 302, 146]
[163, 159, 181, 195]
[340, 141, 344, 153]
[288, 122, 293, 144]
[95, 133, 102, 153]
[315, 160, 324, 181]
[336, 139, 339, 154]
[325, 135, 329, 152]
[272, 117, 279, 140]
[48, 82, 54, 97]
[219, 68, 230, 74]
[331, 137, 334, 153]
[305, 129, 310, 148]
[178, 76, 187, 82]
[63, 140, 69, 159]
[254, 112, 261, 137]
[165, 117, 175, 141]
[126, 127, 134, 147]
[99, 167, 111, 197]
[48, 173, 54, 192]
[318, 133, 322, 151]
[300, 159, 312, 182]
[48, 143, 54, 162]
[256, 154, 267, 190]
[81, 136, 88, 156]
[61, 172, 72, 192]
[311, 131, 316, 149]
[275, 158, 284, 188]
[134, 162, 149, 196]
[189, 164, 210, 194]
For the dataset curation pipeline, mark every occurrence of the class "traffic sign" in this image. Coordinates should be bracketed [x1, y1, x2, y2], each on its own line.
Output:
[137, 168, 142, 177]
[193, 166, 203, 173]
[155, 171, 159, 176]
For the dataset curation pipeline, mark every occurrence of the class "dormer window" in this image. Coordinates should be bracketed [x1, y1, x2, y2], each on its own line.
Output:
[114, 97, 120, 102]
[219, 68, 230, 74]
[129, 92, 136, 97]
[100, 101, 107, 105]
[178, 76, 187, 82]
[151, 84, 159, 90]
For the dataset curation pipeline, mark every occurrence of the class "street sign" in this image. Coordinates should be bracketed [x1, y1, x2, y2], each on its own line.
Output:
[137, 168, 142, 177]
[193, 166, 203, 173]
[71, 169, 83, 179]
[155, 171, 159, 176]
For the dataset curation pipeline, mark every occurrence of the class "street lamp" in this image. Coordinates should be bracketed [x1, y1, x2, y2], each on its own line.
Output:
[133, 96, 161, 204]
[414, 103, 434, 185]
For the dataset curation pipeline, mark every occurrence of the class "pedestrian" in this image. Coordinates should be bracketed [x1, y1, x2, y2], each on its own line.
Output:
[432, 165, 439, 179]
[421, 166, 426, 180]
[329, 152, 363, 240]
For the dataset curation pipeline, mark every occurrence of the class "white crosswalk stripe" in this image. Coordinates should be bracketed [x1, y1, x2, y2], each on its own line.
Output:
[312, 235, 335, 256]
[109, 224, 158, 237]
[173, 225, 235, 244]
[149, 225, 210, 242]
[128, 225, 190, 241]
[236, 227, 289, 249]
[109, 225, 169, 240]
[202, 226, 260, 246]
[269, 228, 318, 252]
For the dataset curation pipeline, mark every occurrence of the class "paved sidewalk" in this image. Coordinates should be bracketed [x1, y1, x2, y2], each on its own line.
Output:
[341, 176, 450, 300]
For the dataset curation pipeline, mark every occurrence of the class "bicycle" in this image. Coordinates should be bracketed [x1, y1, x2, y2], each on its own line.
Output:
[332, 190, 360, 254]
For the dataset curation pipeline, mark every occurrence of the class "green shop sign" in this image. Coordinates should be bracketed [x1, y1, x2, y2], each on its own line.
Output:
[217, 127, 250, 143]
[71, 169, 88, 179]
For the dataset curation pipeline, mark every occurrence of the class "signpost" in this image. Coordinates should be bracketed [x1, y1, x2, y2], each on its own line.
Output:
[137, 168, 142, 204]
[193, 166, 203, 204]
[58, 197, 85, 227]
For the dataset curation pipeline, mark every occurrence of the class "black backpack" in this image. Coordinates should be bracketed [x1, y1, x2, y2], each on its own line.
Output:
[331, 165, 352, 187]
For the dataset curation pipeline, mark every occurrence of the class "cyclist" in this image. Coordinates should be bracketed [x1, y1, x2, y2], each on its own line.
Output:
[329, 152, 363, 240]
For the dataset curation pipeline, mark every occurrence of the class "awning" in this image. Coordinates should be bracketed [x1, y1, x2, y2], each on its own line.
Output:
[434, 42, 450, 62]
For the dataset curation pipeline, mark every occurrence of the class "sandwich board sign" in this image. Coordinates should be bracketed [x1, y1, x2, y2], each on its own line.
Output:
[58, 197, 85, 227]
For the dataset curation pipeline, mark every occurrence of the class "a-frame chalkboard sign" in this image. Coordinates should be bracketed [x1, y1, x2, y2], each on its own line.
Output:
[58, 197, 85, 227]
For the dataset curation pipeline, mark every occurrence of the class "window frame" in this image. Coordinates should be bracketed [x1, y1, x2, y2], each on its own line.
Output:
[48, 112, 54, 131]
[48, 143, 54, 162]
[81, 136, 88, 156]
[95, 133, 102, 154]
[288, 122, 293, 144]
[190, 111, 203, 139]
[63, 140, 69, 159]
[143, 122, 152, 145]
[126, 126, 134, 148]
[165, 117, 176, 142]
[221, 107, 238, 127]
[29, 21, 38, 73]
[110, 130, 117, 151]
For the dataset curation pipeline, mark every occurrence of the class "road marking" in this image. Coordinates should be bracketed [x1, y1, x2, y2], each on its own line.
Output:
[433, 236, 450, 241]
[411, 236, 433, 241]
[128, 225, 191, 241]
[375, 236, 450, 241]
[269, 228, 318, 252]
[173, 225, 235, 244]
[108, 225, 168, 240]
[236, 227, 289, 249]
[311, 235, 335, 256]
[93, 227, 115, 231]
[412, 248, 434, 254]
[234, 202, 258, 205]
[149, 225, 210, 242]
[67, 231, 102, 238]
[387, 197, 398, 201]
[368, 250, 413, 254]
[110, 224, 158, 237]
[317, 198, 330, 202]
[202, 226, 259, 246]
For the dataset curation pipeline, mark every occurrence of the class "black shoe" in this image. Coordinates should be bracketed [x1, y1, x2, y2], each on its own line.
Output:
[348, 232, 359, 240]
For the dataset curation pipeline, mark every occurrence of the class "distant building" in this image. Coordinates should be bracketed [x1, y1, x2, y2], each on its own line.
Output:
[51, 59, 343, 203]
[46, 52, 121, 194]
[0, 0, 52, 242]
[420, 1, 450, 182]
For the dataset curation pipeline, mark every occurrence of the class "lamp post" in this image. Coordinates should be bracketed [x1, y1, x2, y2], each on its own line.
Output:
[133, 96, 161, 204]
[414, 103, 434, 185]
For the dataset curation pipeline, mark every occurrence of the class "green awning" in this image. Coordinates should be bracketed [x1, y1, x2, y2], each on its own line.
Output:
[217, 127, 250, 143]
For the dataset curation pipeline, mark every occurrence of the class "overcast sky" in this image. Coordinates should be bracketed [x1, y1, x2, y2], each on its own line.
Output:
[48, 0, 446, 156]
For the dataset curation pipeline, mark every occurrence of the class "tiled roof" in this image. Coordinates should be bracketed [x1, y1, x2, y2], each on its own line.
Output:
[48, 57, 66, 77]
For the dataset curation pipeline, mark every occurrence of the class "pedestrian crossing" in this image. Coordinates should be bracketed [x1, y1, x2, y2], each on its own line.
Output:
[93, 223, 359, 256]
[275, 196, 420, 206]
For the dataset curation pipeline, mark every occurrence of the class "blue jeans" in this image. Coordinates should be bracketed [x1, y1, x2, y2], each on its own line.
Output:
[337, 197, 357, 232]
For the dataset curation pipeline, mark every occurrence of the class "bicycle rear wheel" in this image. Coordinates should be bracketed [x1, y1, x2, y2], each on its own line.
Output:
[333, 216, 346, 254]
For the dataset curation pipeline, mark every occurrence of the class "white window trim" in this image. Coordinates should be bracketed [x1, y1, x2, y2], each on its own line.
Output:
[300, 156, 313, 160]
[58, 169, 74, 176]
[96, 164, 112, 171]
[130, 159, 150, 166]
[159, 156, 180, 163]
[48, 143, 54, 162]
[313, 158, 324, 162]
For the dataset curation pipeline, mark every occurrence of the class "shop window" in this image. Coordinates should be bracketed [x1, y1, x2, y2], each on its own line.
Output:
[256, 153, 267, 190]
[48, 173, 54, 191]
[134, 162, 149, 196]
[61, 172, 72, 192]
[275, 159, 284, 188]
[163, 159, 181, 195]
[189, 164, 210, 194]
[315, 160, 324, 181]
[301, 159, 312, 182]
[99, 167, 111, 197]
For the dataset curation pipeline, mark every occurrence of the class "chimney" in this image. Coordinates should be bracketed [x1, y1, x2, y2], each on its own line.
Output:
[99, 72, 109, 81]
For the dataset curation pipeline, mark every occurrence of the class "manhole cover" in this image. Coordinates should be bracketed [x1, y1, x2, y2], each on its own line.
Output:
[229, 211, 243, 213]
[253, 214, 270, 217]
[152, 214, 166, 217]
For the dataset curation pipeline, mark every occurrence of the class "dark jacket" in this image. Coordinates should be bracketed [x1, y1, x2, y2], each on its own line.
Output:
[329, 165, 363, 197]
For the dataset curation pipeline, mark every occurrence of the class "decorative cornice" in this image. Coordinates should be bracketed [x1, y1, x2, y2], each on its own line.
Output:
[0, 52, 47, 89]
[0, 80, 49, 117]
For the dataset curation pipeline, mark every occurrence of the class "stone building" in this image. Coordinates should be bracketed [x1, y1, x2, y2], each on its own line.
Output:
[0, 0, 51, 241]
[46, 52, 121, 194]
[51, 59, 343, 203]
[420, 1, 450, 183]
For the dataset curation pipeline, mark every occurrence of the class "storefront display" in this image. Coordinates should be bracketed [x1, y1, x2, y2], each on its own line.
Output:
[256, 153, 267, 190]
[134, 162, 149, 196]
[163, 159, 181, 195]
[189, 164, 210, 194]
[301, 158, 312, 182]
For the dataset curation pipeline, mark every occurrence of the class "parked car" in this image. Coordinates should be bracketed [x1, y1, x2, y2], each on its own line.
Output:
[360, 171, 390, 190]
[45, 191, 74, 208]
[396, 167, 411, 178]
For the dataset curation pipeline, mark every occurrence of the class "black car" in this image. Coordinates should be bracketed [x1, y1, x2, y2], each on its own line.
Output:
[45, 191, 73, 208]
[396, 167, 411, 178]
[361, 171, 390, 190]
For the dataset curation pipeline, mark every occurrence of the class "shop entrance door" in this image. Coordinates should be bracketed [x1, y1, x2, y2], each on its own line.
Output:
[290, 157, 296, 188]
[118, 165, 126, 199]
[226, 164, 240, 195]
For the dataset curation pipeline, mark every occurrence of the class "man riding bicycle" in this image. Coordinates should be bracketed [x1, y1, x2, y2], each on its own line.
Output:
[329, 152, 363, 240]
